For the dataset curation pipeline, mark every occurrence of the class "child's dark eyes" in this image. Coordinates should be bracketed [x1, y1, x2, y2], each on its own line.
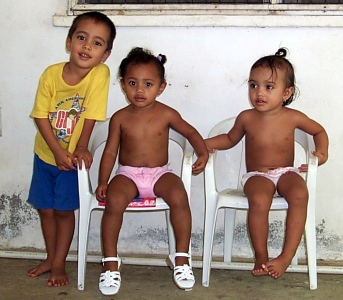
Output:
[249, 83, 257, 89]
[266, 85, 273, 90]
[77, 35, 85, 41]
[129, 81, 136, 86]
[145, 82, 152, 87]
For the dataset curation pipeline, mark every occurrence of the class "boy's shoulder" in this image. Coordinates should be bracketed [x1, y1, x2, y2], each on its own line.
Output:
[88, 63, 110, 79]
[92, 63, 110, 73]
[42, 62, 66, 74]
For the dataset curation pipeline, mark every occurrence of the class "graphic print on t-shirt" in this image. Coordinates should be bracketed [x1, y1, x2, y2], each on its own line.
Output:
[50, 93, 86, 144]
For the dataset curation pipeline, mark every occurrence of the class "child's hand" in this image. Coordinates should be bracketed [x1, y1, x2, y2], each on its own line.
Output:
[53, 148, 76, 171]
[95, 184, 108, 202]
[298, 164, 308, 173]
[204, 140, 215, 153]
[74, 146, 93, 170]
[192, 153, 209, 175]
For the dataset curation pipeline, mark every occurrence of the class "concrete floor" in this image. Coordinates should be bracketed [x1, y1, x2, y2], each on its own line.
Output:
[1, 258, 343, 300]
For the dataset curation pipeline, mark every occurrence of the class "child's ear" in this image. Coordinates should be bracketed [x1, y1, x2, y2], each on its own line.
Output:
[283, 86, 294, 101]
[120, 78, 125, 91]
[101, 50, 111, 63]
[157, 81, 167, 96]
[65, 37, 72, 52]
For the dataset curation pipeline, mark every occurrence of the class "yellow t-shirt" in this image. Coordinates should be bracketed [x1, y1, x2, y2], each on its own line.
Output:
[30, 62, 109, 166]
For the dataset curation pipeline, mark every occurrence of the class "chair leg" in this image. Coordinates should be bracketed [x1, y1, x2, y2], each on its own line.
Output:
[202, 200, 219, 287]
[77, 204, 92, 291]
[305, 210, 317, 290]
[165, 210, 176, 256]
[291, 250, 298, 266]
[223, 209, 236, 263]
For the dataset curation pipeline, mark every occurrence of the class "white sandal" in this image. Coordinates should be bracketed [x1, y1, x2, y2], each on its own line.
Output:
[99, 256, 122, 296]
[167, 252, 195, 291]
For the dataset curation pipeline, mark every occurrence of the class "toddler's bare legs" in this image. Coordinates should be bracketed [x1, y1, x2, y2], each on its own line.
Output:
[244, 176, 275, 276]
[154, 173, 191, 267]
[263, 172, 308, 278]
[101, 175, 138, 272]
[101, 173, 191, 271]
[27, 209, 75, 287]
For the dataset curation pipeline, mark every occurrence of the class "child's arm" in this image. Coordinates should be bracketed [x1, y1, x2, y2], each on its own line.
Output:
[297, 112, 329, 167]
[95, 116, 120, 202]
[312, 128, 329, 166]
[168, 111, 208, 174]
[34, 118, 76, 171]
[186, 128, 209, 175]
[74, 119, 96, 170]
[205, 115, 245, 153]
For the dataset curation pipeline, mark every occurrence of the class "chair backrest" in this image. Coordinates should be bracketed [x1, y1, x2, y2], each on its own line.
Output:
[88, 119, 187, 192]
[209, 117, 313, 192]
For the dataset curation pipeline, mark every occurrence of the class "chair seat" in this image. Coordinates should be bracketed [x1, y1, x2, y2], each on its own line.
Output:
[218, 189, 289, 210]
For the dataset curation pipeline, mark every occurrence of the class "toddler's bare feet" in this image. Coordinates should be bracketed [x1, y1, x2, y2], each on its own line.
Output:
[27, 260, 51, 278]
[47, 264, 69, 287]
[262, 254, 292, 279]
[251, 256, 269, 276]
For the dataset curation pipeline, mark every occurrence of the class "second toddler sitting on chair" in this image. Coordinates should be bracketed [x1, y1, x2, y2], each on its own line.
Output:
[95, 47, 209, 295]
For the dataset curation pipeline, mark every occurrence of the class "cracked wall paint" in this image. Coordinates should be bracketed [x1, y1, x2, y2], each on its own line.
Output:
[0, 194, 43, 248]
[1, 194, 343, 261]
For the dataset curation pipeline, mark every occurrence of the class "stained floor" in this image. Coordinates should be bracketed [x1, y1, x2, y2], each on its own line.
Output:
[1, 258, 343, 300]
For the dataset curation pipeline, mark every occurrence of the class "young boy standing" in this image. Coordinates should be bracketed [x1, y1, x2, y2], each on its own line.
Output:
[27, 12, 116, 287]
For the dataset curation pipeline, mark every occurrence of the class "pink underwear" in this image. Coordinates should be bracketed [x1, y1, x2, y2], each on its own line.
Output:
[115, 165, 172, 198]
[241, 167, 300, 196]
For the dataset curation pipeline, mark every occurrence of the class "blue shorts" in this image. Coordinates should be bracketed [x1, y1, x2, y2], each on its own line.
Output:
[28, 154, 79, 211]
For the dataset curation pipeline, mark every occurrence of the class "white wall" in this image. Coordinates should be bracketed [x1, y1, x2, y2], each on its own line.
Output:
[0, 0, 342, 262]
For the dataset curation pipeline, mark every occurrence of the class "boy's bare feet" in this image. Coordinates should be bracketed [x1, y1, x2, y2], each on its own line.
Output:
[251, 255, 269, 276]
[262, 254, 292, 279]
[47, 265, 69, 287]
[27, 260, 51, 278]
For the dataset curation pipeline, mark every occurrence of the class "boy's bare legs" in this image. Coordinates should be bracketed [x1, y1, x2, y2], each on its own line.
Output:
[101, 175, 138, 273]
[263, 172, 308, 278]
[27, 209, 75, 287]
[244, 176, 275, 276]
[48, 210, 75, 286]
[27, 209, 57, 278]
[154, 173, 191, 267]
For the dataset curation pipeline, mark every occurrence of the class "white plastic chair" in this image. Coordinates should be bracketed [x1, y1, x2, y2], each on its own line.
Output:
[77, 119, 193, 290]
[202, 117, 318, 290]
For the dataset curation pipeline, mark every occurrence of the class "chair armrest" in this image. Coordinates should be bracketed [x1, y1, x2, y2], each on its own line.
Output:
[77, 160, 92, 202]
[181, 142, 194, 198]
[204, 152, 217, 196]
[306, 154, 318, 195]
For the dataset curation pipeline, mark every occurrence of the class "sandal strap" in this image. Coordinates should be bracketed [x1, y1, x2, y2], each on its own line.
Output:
[174, 252, 190, 258]
[174, 264, 194, 281]
[99, 270, 121, 288]
[100, 270, 121, 282]
[101, 256, 121, 265]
